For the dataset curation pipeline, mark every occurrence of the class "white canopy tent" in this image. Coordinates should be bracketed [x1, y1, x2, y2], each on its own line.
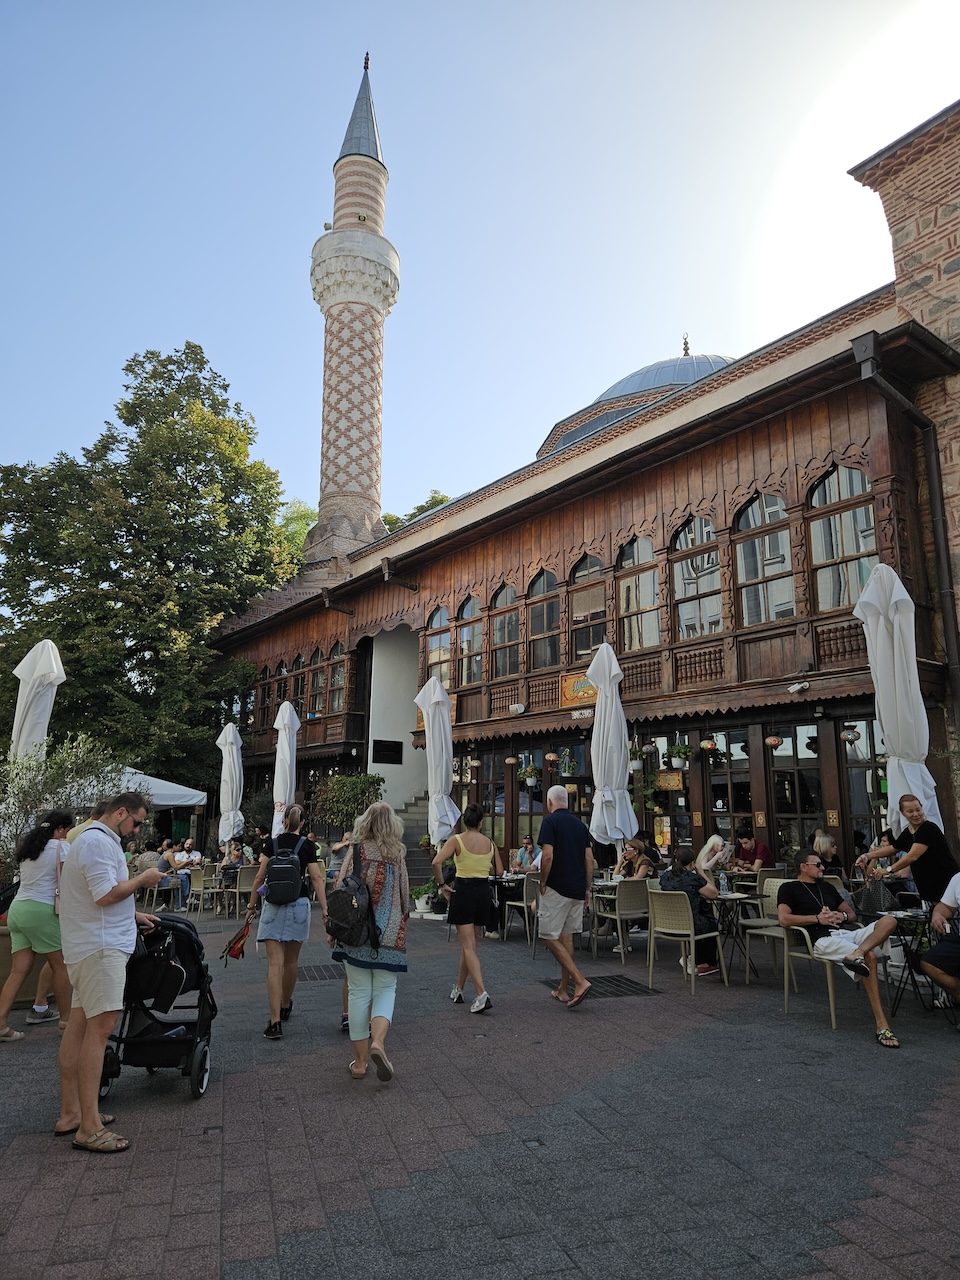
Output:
[414, 677, 461, 848]
[586, 643, 638, 850]
[120, 768, 206, 810]
[852, 563, 942, 835]
[9, 639, 66, 760]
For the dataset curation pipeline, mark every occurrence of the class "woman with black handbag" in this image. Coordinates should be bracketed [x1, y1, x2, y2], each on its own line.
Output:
[328, 802, 409, 1082]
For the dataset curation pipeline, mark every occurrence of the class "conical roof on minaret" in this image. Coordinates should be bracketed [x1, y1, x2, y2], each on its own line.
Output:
[337, 57, 385, 169]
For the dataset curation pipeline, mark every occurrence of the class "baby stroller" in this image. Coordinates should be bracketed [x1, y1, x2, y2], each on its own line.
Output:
[99, 913, 218, 1099]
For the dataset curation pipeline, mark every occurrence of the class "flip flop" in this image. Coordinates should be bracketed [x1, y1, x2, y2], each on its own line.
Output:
[55, 1113, 115, 1137]
[875, 1028, 900, 1049]
[567, 984, 592, 1010]
[370, 1046, 394, 1082]
[550, 989, 570, 1004]
[348, 1060, 367, 1080]
[71, 1127, 130, 1154]
[843, 955, 870, 978]
[0, 1027, 24, 1042]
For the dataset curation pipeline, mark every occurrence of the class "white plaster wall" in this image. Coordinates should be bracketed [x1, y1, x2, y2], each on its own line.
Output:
[368, 626, 426, 810]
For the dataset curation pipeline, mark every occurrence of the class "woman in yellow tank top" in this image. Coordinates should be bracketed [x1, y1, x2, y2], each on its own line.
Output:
[432, 804, 504, 1013]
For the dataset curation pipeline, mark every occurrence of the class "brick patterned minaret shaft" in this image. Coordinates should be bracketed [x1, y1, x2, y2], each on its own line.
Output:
[307, 62, 399, 564]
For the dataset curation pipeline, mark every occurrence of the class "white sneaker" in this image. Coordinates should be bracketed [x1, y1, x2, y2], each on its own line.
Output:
[470, 993, 492, 1014]
[450, 987, 464, 1003]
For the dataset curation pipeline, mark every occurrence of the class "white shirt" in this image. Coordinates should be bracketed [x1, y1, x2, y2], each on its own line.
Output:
[16, 838, 66, 906]
[942, 871, 960, 911]
[59, 820, 136, 964]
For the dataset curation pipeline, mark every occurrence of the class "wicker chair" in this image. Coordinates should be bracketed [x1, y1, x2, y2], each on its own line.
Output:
[646, 889, 728, 993]
[591, 879, 648, 965]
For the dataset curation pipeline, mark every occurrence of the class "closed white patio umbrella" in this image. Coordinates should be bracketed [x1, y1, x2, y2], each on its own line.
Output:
[586, 642, 638, 849]
[9, 639, 66, 759]
[414, 677, 461, 848]
[853, 563, 942, 834]
[216, 723, 245, 843]
[272, 700, 301, 836]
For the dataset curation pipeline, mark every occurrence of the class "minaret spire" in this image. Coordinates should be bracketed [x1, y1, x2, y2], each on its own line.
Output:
[307, 61, 400, 569]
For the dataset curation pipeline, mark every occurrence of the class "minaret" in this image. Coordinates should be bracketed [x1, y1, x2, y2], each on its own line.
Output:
[306, 55, 400, 566]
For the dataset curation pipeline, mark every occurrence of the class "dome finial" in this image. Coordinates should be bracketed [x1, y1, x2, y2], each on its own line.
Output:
[682, 333, 690, 357]
[364, 51, 370, 71]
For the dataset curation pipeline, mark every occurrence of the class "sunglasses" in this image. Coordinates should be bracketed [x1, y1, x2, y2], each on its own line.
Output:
[809, 861, 824, 869]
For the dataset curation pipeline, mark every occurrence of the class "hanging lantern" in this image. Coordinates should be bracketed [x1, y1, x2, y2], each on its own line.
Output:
[840, 728, 862, 744]
[641, 743, 657, 755]
[700, 737, 716, 751]
[764, 735, 783, 748]
[544, 752, 559, 763]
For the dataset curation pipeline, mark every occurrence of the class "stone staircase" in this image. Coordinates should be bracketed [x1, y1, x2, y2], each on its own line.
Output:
[395, 791, 433, 884]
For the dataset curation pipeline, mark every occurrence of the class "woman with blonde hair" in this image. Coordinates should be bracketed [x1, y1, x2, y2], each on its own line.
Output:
[695, 834, 730, 883]
[330, 802, 410, 1082]
[246, 804, 327, 1041]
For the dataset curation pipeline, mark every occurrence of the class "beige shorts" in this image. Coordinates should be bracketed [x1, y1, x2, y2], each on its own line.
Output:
[67, 949, 128, 1018]
[538, 886, 585, 940]
[813, 924, 892, 981]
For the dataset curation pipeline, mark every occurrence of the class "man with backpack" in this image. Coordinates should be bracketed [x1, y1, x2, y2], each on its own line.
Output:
[245, 805, 327, 1040]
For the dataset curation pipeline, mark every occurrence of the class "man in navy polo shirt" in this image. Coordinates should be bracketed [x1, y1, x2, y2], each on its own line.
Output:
[537, 786, 594, 1009]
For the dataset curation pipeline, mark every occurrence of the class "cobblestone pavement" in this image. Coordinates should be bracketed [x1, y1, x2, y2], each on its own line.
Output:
[1, 912, 959, 1279]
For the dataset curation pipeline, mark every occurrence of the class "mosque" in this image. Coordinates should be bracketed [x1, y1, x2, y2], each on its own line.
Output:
[220, 66, 960, 860]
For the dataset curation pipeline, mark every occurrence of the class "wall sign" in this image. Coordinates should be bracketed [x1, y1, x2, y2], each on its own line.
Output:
[560, 672, 598, 708]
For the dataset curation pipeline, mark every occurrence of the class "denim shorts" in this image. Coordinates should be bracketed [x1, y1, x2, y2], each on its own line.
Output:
[256, 897, 311, 944]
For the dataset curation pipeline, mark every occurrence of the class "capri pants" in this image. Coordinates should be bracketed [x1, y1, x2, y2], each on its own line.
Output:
[344, 962, 397, 1039]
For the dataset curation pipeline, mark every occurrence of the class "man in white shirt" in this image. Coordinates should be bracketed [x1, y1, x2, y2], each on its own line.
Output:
[56, 792, 164, 1153]
[919, 870, 960, 1012]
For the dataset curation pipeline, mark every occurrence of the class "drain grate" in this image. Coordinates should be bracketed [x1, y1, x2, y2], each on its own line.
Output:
[541, 974, 657, 998]
[297, 963, 345, 983]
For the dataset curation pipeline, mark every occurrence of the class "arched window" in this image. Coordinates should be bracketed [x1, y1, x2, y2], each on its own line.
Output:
[617, 536, 659, 651]
[528, 570, 559, 669]
[808, 467, 876, 611]
[257, 667, 272, 730]
[329, 641, 346, 713]
[734, 494, 795, 626]
[275, 660, 289, 707]
[425, 607, 451, 688]
[490, 584, 519, 678]
[569, 556, 606, 662]
[457, 596, 482, 685]
[672, 517, 722, 639]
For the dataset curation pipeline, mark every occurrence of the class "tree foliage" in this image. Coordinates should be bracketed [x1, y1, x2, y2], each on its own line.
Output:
[0, 342, 289, 787]
[276, 498, 316, 576]
[0, 735, 131, 879]
[382, 489, 450, 533]
[309, 773, 385, 833]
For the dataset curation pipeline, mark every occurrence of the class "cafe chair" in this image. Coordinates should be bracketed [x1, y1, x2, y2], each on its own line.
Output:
[225, 864, 258, 919]
[144, 876, 179, 914]
[185, 866, 209, 917]
[503, 874, 538, 950]
[592, 879, 648, 965]
[781, 924, 891, 1030]
[741, 877, 794, 978]
[646, 890, 728, 993]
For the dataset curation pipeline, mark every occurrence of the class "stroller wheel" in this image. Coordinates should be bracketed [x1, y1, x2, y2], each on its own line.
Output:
[189, 1042, 210, 1098]
[99, 1046, 120, 1098]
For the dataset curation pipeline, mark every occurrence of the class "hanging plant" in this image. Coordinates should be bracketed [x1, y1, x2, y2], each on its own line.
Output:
[558, 748, 576, 776]
[517, 763, 541, 784]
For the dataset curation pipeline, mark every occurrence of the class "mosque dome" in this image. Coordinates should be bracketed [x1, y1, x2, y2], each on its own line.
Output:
[594, 352, 732, 403]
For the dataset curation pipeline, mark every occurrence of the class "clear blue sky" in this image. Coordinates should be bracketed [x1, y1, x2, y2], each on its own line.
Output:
[2, 1, 958, 519]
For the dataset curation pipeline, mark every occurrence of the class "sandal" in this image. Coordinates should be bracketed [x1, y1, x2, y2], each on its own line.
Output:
[71, 1127, 130, 1154]
[348, 1060, 367, 1080]
[370, 1046, 394, 1082]
[843, 955, 871, 978]
[876, 1028, 900, 1049]
[55, 1113, 115, 1137]
[0, 1027, 23, 1042]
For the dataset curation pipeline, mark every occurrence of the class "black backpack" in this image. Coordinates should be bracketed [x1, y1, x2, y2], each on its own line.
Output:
[264, 836, 306, 905]
[326, 846, 381, 951]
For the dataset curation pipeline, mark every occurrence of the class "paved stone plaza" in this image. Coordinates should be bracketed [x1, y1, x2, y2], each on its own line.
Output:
[1, 913, 959, 1280]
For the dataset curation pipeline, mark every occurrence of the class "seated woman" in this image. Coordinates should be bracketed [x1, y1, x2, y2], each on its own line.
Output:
[216, 841, 246, 916]
[612, 844, 655, 879]
[694, 834, 731, 884]
[659, 849, 721, 976]
[159, 843, 191, 911]
[815, 833, 848, 884]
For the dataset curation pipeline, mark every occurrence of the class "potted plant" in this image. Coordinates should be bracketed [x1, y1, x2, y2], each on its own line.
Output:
[558, 748, 576, 777]
[667, 741, 692, 769]
[418, 833, 433, 850]
[517, 763, 541, 789]
[411, 881, 440, 914]
[628, 743, 644, 773]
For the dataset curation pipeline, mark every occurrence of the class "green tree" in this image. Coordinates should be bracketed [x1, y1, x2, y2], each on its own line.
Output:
[0, 342, 288, 787]
[276, 497, 316, 576]
[382, 489, 449, 532]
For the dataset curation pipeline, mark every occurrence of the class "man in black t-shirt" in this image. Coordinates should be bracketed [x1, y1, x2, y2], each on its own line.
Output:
[537, 787, 594, 1009]
[778, 851, 900, 1047]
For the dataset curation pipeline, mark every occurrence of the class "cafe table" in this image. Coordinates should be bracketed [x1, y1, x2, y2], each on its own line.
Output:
[487, 874, 526, 938]
[714, 892, 758, 976]
[881, 907, 939, 1016]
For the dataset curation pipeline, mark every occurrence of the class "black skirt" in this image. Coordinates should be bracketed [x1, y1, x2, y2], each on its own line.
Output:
[447, 877, 494, 927]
